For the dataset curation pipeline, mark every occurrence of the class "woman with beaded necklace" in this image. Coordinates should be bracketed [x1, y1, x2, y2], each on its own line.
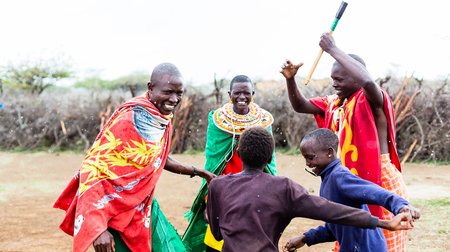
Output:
[182, 75, 277, 252]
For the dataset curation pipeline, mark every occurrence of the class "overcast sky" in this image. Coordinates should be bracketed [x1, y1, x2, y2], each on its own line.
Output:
[1, 0, 448, 85]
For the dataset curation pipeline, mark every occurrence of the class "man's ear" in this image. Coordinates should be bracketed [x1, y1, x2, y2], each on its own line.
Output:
[147, 81, 153, 91]
[327, 147, 335, 157]
[228, 90, 231, 98]
[267, 156, 272, 164]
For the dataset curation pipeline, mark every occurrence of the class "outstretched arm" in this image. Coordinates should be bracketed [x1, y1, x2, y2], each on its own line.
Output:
[378, 212, 415, 231]
[280, 60, 324, 114]
[164, 156, 216, 183]
[285, 224, 335, 251]
[319, 33, 384, 108]
[335, 172, 412, 216]
[287, 180, 379, 228]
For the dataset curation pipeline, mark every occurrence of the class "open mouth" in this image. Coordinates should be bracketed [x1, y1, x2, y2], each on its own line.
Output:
[163, 103, 176, 111]
[334, 89, 345, 97]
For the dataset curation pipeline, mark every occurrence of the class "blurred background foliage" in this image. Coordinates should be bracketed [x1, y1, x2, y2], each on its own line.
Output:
[0, 59, 448, 163]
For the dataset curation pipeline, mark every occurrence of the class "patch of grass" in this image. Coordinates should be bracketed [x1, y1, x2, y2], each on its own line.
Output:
[411, 197, 450, 207]
[438, 229, 450, 235]
[406, 197, 450, 250]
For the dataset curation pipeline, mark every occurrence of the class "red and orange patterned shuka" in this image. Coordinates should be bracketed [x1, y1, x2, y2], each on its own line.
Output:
[310, 88, 401, 218]
[54, 93, 172, 252]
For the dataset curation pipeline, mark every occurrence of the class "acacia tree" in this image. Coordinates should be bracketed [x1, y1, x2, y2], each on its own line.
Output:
[3, 62, 71, 94]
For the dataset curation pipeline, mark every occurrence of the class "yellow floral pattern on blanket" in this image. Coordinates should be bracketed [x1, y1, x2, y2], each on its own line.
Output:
[78, 115, 163, 195]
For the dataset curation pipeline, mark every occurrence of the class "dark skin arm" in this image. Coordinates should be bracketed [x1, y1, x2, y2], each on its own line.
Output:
[93, 230, 115, 252]
[284, 212, 415, 251]
[164, 156, 216, 183]
[319, 32, 384, 108]
[378, 211, 415, 231]
[280, 61, 324, 115]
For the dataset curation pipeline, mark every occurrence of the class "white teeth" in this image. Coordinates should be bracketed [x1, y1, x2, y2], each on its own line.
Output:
[165, 105, 174, 110]
[238, 102, 246, 105]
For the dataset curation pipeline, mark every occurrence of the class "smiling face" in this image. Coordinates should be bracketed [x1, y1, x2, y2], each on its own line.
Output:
[300, 138, 333, 175]
[228, 81, 254, 115]
[147, 74, 184, 115]
[331, 62, 360, 100]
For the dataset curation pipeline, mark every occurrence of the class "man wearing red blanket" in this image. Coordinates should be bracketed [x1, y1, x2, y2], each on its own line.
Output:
[280, 33, 408, 252]
[54, 63, 215, 252]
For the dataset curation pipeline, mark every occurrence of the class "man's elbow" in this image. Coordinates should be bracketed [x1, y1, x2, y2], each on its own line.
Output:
[292, 104, 305, 113]
[291, 101, 309, 113]
[362, 80, 376, 89]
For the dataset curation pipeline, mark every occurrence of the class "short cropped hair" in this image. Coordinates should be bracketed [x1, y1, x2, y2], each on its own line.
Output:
[301, 128, 339, 150]
[238, 126, 274, 168]
[229, 75, 254, 91]
[150, 63, 182, 84]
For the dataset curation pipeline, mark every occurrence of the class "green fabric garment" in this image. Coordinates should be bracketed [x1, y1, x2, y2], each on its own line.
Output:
[152, 198, 187, 252]
[109, 228, 132, 252]
[182, 110, 277, 252]
[107, 198, 186, 252]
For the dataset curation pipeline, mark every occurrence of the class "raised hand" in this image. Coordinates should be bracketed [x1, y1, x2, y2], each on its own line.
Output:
[318, 32, 336, 53]
[280, 60, 304, 80]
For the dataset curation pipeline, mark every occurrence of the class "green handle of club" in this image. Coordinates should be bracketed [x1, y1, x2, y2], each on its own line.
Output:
[330, 18, 339, 31]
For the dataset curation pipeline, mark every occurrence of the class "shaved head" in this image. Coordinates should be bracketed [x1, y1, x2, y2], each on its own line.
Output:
[333, 54, 366, 67]
[301, 128, 339, 151]
[150, 63, 182, 85]
[348, 54, 366, 67]
[147, 63, 185, 115]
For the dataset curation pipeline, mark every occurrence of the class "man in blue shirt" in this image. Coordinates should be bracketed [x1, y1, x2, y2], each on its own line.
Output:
[284, 128, 420, 252]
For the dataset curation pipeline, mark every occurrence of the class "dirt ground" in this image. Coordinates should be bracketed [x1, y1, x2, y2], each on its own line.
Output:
[0, 152, 449, 252]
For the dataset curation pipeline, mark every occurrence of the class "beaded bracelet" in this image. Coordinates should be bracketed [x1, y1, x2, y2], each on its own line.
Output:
[190, 166, 199, 178]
